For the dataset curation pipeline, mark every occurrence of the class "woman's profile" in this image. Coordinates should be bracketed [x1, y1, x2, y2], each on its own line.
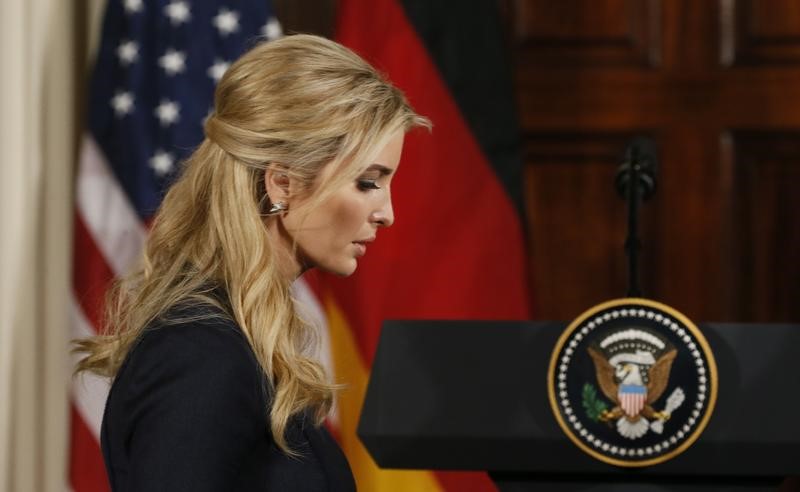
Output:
[73, 34, 429, 491]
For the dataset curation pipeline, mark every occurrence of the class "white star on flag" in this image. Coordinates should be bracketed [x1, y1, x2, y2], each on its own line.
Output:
[262, 17, 282, 40]
[213, 8, 240, 36]
[154, 100, 181, 126]
[207, 59, 230, 82]
[111, 91, 134, 116]
[158, 49, 186, 76]
[117, 40, 139, 65]
[164, 1, 191, 25]
[123, 0, 143, 14]
[149, 150, 175, 176]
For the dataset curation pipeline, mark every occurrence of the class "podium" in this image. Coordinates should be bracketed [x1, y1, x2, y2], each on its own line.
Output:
[358, 320, 800, 491]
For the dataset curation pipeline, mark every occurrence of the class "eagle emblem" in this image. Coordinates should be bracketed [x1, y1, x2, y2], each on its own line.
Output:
[547, 298, 718, 466]
[587, 329, 684, 439]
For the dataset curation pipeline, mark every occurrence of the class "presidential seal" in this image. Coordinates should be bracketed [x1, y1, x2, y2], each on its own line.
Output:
[547, 298, 717, 467]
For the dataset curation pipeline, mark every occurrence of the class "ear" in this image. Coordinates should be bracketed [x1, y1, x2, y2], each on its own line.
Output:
[264, 163, 291, 205]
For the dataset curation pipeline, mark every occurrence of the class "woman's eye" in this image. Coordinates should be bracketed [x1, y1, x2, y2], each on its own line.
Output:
[357, 179, 381, 191]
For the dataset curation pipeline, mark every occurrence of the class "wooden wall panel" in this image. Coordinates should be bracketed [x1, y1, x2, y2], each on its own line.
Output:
[511, 0, 800, 323]
[273, 0, 336, 38]
[721, 0, 800, 66]
[510, 0, 661, 67]
[524, 133, 658, 318]
[722, 132, 800, 322]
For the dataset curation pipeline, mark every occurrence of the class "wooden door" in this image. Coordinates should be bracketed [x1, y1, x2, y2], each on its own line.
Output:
[508, 0, 800, 323]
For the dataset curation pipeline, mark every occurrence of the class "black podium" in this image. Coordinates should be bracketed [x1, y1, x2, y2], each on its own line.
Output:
[358, 321, 800, 491]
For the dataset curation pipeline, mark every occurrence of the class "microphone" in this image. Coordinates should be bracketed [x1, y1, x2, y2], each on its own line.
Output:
[615, 137, 658, 201]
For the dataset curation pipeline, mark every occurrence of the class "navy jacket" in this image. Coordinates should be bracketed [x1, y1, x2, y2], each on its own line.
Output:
[101, 308, 356, 491]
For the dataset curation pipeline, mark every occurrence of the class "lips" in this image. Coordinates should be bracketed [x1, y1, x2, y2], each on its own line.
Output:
[353, 242, 367, 256]
[353, 237, 375, 257]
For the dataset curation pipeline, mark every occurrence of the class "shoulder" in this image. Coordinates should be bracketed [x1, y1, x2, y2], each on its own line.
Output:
[104, 305, 274, 490]
[139, 313, 250, 360]
[117, 306, 266, 403]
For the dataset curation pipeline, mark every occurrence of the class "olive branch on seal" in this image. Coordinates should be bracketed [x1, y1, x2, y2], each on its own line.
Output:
[582, 383, 608, 422]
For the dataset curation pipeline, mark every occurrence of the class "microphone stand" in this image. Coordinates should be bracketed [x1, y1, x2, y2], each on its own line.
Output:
[625, 146, 642, 298]
[616, 138, 657, 299]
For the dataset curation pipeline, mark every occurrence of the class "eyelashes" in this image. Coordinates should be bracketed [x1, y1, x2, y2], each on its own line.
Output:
[357, 179, 381, 191]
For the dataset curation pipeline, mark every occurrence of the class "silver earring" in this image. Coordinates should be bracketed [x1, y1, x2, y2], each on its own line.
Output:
[265, 201, 288, 216]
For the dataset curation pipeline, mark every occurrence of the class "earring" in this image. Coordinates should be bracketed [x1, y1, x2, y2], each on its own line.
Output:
[265, 202, 289, 215]
[265, 201, 288, 216]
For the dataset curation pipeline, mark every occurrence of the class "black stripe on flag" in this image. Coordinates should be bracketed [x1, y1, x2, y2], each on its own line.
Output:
[397, 1, 526, 219]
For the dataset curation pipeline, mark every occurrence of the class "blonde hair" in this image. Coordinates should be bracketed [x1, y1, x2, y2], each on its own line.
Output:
[73, 34, 430, 453]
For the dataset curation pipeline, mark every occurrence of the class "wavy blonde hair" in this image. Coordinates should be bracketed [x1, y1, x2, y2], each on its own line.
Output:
[73, 34, 430, 453]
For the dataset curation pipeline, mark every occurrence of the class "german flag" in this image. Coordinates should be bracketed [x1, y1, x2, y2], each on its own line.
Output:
[309, 0, 530, 490]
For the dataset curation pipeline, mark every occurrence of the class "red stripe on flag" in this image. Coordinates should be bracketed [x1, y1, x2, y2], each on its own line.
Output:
[334, 2, 527, 490]
[69, 404, 110, 492]
[335, 0, 529, 364]
[73, 210, 116, 333]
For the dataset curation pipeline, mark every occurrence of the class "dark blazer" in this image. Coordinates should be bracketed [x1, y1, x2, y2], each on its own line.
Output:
[101, 306, 356, 491]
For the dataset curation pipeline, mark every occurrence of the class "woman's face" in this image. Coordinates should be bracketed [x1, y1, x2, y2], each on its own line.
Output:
[282, 130, 405, 277]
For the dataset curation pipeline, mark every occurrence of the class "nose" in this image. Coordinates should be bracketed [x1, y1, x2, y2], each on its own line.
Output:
[371, 194, 394, 228]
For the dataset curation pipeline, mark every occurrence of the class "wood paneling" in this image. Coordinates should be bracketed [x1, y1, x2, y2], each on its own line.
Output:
[511, 0, 800, 323]
[721, 132, 800, 322]
[524, 133, 659, 318]
[273, 0, 336, 39]
[721, 0, 800, 66]
[511, 0, 661, 67]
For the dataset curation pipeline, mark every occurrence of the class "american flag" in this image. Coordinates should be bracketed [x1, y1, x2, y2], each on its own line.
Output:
[69, 1, 287, 489]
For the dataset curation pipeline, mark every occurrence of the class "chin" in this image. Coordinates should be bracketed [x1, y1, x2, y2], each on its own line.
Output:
[337, 264, 358, 277]
[320, 259, 358, 277]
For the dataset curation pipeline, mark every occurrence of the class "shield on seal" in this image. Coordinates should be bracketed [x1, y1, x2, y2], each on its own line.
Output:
[618, 384, 647, 417]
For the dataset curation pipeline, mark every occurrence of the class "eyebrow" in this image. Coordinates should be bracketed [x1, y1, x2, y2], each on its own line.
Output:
[365, 164, 394, 176]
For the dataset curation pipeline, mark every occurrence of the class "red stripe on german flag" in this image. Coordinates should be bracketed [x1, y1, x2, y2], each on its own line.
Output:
[329, 1, 530, 490]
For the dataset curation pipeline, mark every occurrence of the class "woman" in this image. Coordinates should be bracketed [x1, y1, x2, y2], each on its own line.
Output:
[74, 34, 429, 491]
